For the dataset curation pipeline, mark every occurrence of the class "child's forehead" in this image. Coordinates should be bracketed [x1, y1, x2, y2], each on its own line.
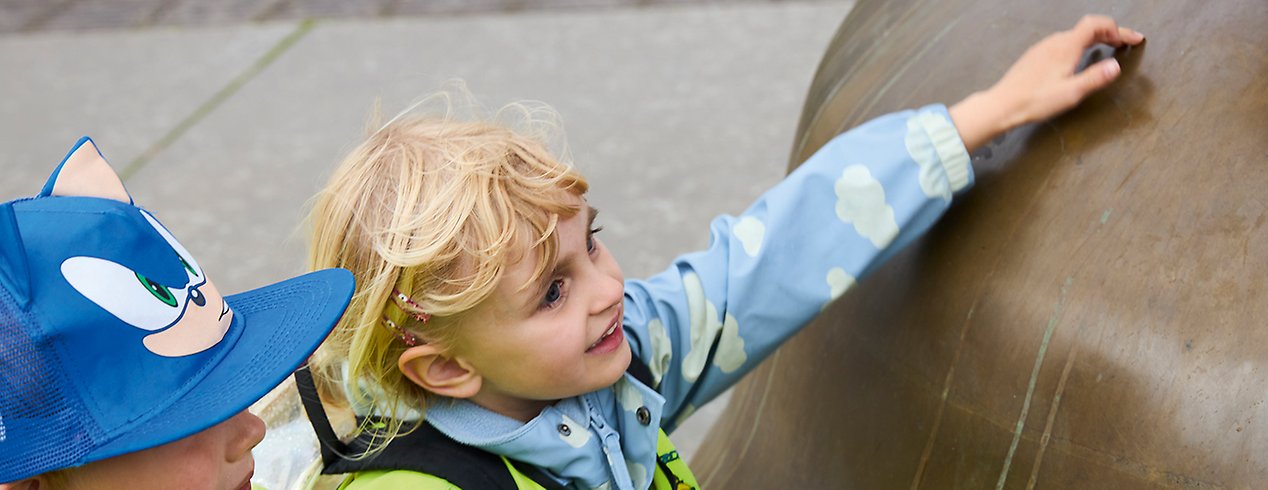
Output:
[492, 202, 594, 305]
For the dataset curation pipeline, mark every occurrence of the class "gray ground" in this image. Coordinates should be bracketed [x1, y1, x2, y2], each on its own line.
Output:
[0, 0, 853, 486]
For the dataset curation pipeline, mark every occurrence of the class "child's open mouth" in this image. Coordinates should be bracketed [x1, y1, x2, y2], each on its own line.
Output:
[586, 307, 624, 354]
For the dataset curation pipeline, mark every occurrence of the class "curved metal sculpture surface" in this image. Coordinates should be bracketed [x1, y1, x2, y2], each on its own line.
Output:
[693, 1, 1267, 487]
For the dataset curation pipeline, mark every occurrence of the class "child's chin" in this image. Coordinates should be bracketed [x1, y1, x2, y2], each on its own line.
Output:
[603, 341, 634, 383]
[580, 342, 633, 391]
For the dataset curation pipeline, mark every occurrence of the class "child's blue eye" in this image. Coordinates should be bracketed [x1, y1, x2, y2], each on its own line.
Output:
[587, 226, 603, 254]
[542, 279, 565, 308]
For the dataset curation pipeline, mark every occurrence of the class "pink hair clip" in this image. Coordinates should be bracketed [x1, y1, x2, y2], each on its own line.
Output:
[380, 316, 421, 347]
[391, 288, 432, 324]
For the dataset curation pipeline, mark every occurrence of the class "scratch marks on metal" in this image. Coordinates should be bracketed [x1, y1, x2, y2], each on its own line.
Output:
[995, 276, 1073, 490]
[911, 304, 978, 488]
[913, 144, 1064, 489]
[1025, 324, 1084, 489]
[911, 304, 977, 490]
[1114, 156, 1148, 192]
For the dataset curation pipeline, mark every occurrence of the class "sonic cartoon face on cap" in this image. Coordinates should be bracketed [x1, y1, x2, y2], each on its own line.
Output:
[61, 209, 233, 357]
[43, 139, 234, 357]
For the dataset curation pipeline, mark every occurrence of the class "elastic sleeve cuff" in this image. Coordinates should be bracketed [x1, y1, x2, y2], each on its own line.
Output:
[918, 106, 973, 193]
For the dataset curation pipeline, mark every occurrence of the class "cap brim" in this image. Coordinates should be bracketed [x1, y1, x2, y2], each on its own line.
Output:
[83, 268, 354, 462]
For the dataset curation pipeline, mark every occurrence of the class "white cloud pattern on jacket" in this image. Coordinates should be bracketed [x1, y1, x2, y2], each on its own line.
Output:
[680, 272, 723, 382]
[617, 377, 644, 412]
[647, 319, 672, 387]
[558, 414, 591, 448]
[835, 164, 899, 249]
[715, 313, 747, 373]
[732, 216, 766, 257]
[826, 267, 857, 302]
[627, 460, 650, 490]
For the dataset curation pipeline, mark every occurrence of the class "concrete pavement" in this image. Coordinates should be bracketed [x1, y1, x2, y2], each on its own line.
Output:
[3, 0, 843, 34]
[0, 1, 853, 486]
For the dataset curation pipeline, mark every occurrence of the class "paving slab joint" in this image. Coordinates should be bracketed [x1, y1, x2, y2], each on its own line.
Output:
[120, 19, 317, 181]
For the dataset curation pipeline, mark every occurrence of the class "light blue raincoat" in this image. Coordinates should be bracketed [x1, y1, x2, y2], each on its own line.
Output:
[408, 105, 973, 490]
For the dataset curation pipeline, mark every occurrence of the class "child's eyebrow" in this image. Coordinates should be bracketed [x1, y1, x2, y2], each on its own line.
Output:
[522, 205, 596, 312]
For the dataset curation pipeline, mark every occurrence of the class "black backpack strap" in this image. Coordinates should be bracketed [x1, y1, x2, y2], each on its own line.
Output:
[335, 422, 515, 490]
[295, 366, 541, 489]
[624, 356, 655, 388]
[294, 365, 349, 466]
[294, 359, 657, 490]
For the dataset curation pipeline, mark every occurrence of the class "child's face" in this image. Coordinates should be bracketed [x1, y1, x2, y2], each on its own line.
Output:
[36, 411, 264, 490]
[458, 200, 631, 419]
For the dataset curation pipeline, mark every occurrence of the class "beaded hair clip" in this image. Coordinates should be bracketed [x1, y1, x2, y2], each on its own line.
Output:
[380, 316, 421, 347]
[380, 288, 430, 347]
[391, 288, 432, 324]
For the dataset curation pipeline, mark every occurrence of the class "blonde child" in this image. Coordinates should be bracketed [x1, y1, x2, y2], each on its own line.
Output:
[302, 16, 1143, 490]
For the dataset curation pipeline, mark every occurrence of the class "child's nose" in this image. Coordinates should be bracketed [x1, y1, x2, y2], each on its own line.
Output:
[588, 267, 624, 314]
[224, 410, 267, 462]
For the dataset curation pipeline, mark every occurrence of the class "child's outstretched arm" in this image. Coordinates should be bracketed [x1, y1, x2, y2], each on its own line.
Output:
[621, 16, 1143, 429]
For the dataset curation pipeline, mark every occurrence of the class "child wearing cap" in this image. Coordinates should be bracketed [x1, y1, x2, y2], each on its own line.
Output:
[301, 16, 1144, 489]
[0, 139, 354, 489]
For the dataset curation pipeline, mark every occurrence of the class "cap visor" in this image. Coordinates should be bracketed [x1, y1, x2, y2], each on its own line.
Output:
[84, 268, 354, 462]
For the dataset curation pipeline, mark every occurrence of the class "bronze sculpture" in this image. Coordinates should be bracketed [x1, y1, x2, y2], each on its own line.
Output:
[694, 0, 1268, 487]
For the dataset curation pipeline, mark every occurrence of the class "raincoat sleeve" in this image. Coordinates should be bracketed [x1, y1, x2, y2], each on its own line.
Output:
[621, 105, 974, 430]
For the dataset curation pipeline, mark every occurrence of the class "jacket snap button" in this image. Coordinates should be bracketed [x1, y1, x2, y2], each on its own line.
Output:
[636, 407, 651, 425]
[557, 424, 572, 436]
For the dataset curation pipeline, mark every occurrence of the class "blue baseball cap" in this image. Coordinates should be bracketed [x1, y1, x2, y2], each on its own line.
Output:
[0, 137, 354, 482]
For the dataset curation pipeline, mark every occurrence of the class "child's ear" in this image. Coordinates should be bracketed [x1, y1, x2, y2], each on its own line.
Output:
[398, 344, 482, 399]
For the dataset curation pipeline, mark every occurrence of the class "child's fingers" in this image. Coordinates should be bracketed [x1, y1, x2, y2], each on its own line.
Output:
[1119, 26, 1146, 45]
[1071, 15, 1137, 48]
[1070, 58, 1122, 99]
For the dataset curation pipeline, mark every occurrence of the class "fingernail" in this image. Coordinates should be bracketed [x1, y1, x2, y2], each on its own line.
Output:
[1104, 59, 1121, 78]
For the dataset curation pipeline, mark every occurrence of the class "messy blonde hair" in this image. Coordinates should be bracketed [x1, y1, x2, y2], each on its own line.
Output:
[306, 92, 588, 445]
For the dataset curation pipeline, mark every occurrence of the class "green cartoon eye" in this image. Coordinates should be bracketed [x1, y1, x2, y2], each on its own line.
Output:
[178, 255, 198, 277]
[135, 272, 178, 307]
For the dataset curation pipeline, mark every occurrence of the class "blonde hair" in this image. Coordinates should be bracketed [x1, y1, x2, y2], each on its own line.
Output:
[306, 93, 588, 446]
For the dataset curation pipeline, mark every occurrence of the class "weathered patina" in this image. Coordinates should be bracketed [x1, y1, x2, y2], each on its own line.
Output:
[694, 1, 1268, 487]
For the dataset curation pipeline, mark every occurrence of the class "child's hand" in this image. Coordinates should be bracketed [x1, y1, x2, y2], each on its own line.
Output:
[950, 15, 1146, 152]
